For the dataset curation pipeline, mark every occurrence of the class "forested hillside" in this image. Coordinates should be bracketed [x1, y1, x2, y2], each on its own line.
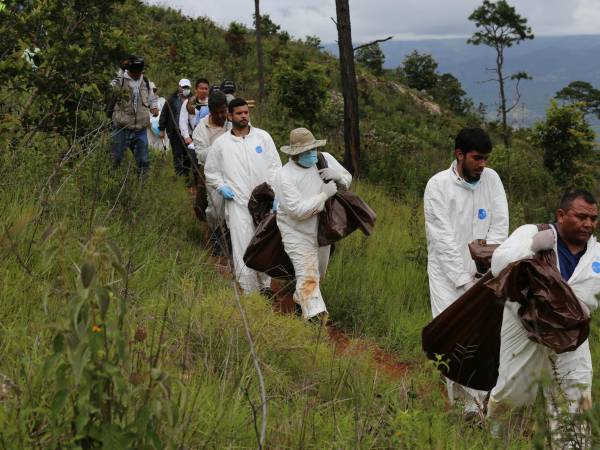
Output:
[1, 1, 600, 448]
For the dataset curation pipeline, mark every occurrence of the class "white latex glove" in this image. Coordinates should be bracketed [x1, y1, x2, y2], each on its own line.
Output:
[187, 142, 195, 151]
[531, 228, 555, 253]
[319, 168, 341, 182]
[322, 181, 338, 199]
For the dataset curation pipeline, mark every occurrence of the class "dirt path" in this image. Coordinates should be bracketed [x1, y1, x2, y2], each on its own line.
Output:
[196, 193, 412, 382]
[270, 279, 412, 379]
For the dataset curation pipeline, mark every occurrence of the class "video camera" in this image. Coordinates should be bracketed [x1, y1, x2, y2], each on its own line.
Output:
[120, 54, 145, 73]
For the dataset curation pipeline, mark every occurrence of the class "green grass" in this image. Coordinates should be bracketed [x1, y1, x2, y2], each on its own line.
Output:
[0, 141, 589, 448]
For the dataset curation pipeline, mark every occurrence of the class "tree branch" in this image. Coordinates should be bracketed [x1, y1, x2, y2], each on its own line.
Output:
[353, 36, 392, 52]
[506, 77, 524, 114]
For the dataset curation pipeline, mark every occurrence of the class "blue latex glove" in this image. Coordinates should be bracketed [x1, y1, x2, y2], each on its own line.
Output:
[218, 185, 235, 200]
[271, 199, 279, 213]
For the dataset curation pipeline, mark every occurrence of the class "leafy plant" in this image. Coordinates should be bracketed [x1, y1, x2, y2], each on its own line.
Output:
[273, 60, 330, 127]
[533, 100, 597, 188]
[32, 229, 180, 448]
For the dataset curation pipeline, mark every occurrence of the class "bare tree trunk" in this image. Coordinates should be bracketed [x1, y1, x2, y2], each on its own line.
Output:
[335, 0, 360, 176]
[254, 0, 265, 102]
[496, 49, 510, 148]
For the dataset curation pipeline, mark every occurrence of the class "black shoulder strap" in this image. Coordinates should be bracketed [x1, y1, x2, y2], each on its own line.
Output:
[316, 152, 328, 170]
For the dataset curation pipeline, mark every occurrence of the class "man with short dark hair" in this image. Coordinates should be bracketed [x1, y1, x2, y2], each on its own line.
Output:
[205, 98, 282, 293]
[424, 127, 509, 415]
[192, 91, 231, 227]
[158, 79, 192, 177]
[488, 189, 600, 438]
[180, 78, 210, 146]
[110, 56, 158, 174]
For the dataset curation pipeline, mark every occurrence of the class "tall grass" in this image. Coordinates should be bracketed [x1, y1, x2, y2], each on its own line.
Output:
[0, 135, 593, 448]
[323, 185, 430, 358]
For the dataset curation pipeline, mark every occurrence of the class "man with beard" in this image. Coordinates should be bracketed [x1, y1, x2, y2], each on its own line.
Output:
[488, 189, 600, 441]
[204, 98, 282, 294]
[423, 127, 509, 417]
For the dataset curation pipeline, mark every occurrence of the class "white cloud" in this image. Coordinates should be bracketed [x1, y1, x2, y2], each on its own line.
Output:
[146, 0, 600, 42]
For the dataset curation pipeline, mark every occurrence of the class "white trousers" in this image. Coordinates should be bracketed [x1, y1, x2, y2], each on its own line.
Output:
[206, 185, 225, 229]
[280, 225, 330, 319]
[225, 201, 270, 294]
[488, 302, 592, 419]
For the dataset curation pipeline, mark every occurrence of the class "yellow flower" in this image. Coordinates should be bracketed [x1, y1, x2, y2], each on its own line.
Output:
[92, 324, 102, 333]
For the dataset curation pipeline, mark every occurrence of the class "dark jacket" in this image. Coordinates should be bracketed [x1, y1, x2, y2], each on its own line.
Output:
[159, 92, 184, 135]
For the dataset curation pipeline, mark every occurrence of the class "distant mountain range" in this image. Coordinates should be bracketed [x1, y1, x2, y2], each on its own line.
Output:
[326, 35, 600, 130]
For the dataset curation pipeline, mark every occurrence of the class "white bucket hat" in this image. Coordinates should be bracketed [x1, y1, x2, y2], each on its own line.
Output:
[280, 127, 326, 155]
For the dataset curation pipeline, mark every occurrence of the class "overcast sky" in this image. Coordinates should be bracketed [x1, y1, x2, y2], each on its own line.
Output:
[146, 0, 600, 42]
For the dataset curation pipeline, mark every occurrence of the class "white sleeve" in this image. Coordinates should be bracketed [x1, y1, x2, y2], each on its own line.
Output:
[204, 140, 225, 190]
[146, 79, 158, 109]
[263, 133, 282, 185]
[485, 171, 509, 244]
[279, 174, 327, 220]
[490, 224, 539, 276]
[424, 179, 472, 288]
[179, 100, 190, 139]
[323, 152, 352, 189]
[192, 124, 210, 164]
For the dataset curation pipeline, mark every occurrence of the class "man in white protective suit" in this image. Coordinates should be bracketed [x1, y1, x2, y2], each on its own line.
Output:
[204, 98, 282, 294]
[424, 127, 509, 416]
[192, 90, 231, 230]
[273, 128, 352, 320]
[487, 189, 600, 442]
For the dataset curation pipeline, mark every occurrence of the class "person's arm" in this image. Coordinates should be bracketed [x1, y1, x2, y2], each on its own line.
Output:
[485, 171, 509, 244]
[424, 179, 473, 288]
[322, 153, 352, 189]
[110, 74, 124, 88]
[158, 99, 168, 131]
[147, 79, 158, 111]
[192, 123, 210, 165]
[263, 133, 282, 185]
[279, 175, 328, 221]
[179, 100, 191, 141]
[204, 140, 225, 190]
[490, 224, 539, 277]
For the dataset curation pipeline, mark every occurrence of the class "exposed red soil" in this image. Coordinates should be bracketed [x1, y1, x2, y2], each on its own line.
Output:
[199, 217, 412, 381]
[326, 324, 412, 379]
[271, 279, 412, 379]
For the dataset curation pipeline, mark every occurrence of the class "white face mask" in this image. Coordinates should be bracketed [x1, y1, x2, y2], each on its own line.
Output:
[182, 87, 191, 97]
[462, 179, 480, 191]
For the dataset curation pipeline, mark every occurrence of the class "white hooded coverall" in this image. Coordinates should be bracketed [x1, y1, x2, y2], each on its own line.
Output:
[488, 224, 600, 421]
[273, 152, 352, 319]
[424, 161, 509, 411]
[192, 115, 231, 228]
[204, 127, 282, 293]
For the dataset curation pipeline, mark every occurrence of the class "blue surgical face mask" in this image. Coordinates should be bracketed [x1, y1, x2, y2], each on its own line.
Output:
[297, 149, 318, 168]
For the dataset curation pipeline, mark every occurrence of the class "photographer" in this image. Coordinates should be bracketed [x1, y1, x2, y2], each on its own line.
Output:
[110, 56, 158, 175]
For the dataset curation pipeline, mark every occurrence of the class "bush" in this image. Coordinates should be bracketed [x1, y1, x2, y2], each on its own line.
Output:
[533, 100, 597, 189]
[272, 60, 329, 128]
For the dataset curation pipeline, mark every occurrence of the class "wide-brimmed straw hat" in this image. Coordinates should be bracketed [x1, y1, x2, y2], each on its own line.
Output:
[280, 128, 326, 155]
